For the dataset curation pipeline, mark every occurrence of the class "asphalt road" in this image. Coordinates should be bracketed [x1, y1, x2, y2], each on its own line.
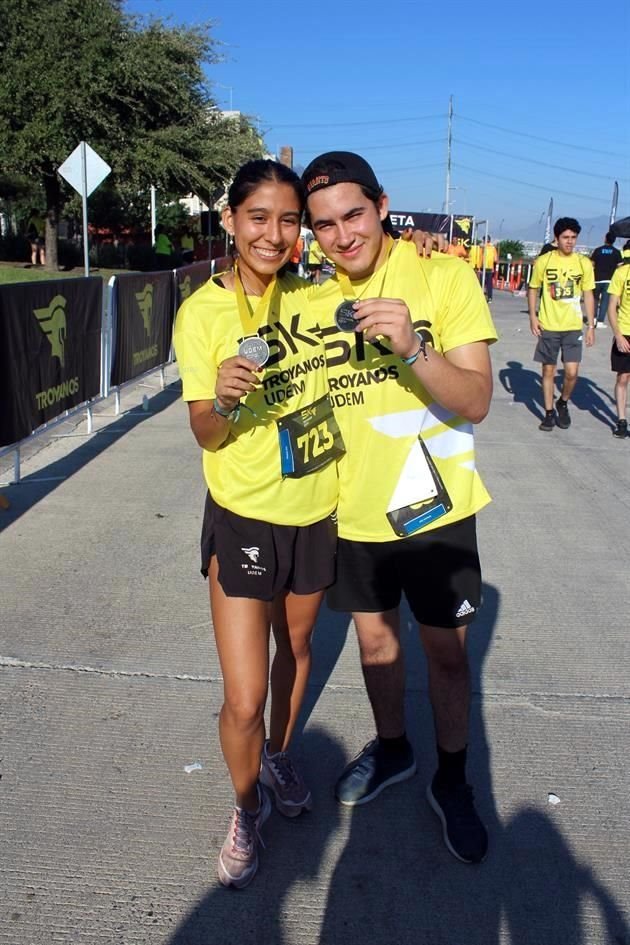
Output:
[1, 289, 628, 945]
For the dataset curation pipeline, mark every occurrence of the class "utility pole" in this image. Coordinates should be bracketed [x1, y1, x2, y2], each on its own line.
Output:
[443, 95, 453, 213]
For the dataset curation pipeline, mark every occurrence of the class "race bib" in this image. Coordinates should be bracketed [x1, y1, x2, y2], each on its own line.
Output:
[277, 394, 345, 478]
[549, 280, 575, 300]
[386, 436, 453, 537]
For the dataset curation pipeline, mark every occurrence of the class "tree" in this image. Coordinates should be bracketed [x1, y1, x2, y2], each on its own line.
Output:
[497, 239, 525, 259]
[0, 0, 262, 268]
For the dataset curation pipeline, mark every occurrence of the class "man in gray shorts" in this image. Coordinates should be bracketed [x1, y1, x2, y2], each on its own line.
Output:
[528, 217, 596, 431]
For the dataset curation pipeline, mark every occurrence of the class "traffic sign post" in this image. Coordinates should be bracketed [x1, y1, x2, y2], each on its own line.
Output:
[58, 142, 111, 276]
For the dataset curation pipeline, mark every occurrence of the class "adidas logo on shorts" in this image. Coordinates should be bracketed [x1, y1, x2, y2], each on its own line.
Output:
[455, 599, 476, 618]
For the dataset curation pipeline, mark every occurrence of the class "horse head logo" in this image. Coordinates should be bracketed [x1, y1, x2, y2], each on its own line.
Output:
[34, 295, 67, 366]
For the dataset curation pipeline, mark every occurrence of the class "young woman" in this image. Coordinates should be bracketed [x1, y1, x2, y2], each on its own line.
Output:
[174, 160, 343, 889]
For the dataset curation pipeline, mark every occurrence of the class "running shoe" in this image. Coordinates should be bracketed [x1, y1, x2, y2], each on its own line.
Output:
[612, 419, 628, 439]
[555, 397, 571, 429]
[335, 738, 416, 807]
[260, 741, 313, 817]
[217, 786, 271, 889]
[426, 779, 488, 864]
[539, 411, 555, 432]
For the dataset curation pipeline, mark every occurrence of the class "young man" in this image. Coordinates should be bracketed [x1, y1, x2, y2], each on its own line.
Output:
[302, 152, 497, 864]
[528, 217, 596, 432]
[607, 259, 630, 438]
[591, 232, 622, 327]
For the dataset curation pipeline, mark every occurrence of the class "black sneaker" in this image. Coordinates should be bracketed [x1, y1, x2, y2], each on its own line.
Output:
[335, 738, 416, 806]
[539, 411, 555, 432]
[426, 780, 488, 864]
[612, 419, 628, 439]
[555, 397, 571, 429]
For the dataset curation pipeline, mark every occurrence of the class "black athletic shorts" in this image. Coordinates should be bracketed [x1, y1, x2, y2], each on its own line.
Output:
[611, 336, 630, 374]
[327, 515, 481, 628]
[200, 492, 337, 601]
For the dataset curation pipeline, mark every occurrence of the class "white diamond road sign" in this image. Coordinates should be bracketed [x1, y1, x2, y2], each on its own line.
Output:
[58, 142, 111, 197]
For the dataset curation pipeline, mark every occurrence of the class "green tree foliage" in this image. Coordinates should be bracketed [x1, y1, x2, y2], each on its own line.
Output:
[497, 239, 526, 259]
[0, 0, 262, 268]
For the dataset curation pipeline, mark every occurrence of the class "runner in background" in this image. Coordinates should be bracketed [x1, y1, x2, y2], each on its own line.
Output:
[482, 236, 498, 302]
[528, 217, 596, 432]
[174, 159, 342, 889]
[606, 259, 630, 438]
[590, 232, 621, 328]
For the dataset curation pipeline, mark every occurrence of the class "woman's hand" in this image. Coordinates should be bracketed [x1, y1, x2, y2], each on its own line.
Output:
[215, 356, 261, 410]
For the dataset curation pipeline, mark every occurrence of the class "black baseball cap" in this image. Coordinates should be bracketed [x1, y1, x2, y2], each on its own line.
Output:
[302, 151, 381, 196]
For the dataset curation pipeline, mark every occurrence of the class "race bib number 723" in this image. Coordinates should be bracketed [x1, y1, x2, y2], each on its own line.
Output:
[277, 394, 345, 479]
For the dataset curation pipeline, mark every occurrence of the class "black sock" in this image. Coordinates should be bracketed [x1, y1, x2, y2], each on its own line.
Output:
[546, 408, 555, 415]
[434, 745, 467, 788]
[377, 733, 411, 758]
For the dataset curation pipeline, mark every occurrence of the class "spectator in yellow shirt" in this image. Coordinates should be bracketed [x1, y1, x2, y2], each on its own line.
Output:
[482, 237, 498, 302]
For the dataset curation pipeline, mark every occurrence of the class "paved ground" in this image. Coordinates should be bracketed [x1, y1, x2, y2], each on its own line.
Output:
[1, 290, 629, 945]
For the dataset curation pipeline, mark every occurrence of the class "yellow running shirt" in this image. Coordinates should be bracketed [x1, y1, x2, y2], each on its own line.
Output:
[482, 243, 498, 269]
[308, 239, 497, 542]
[468, 244, 482, 268]
[608, 263, 630, 334]
[529, 250, 595, 331]
[174, 273, 338, 525]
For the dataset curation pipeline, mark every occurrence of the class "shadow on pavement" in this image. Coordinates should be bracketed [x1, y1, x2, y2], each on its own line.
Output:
[498, 361, 617, 429]
[0, 383, 181, 531]
[166, 727, 345, 945]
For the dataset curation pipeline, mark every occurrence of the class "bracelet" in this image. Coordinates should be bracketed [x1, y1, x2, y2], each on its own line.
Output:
[401, 333, 428, 366]
[213, 398, 240, 421]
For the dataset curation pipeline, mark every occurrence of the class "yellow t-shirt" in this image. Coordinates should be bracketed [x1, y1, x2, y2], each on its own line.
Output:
[174, 273, 338, 525]
[482, 243, 498, 269]
[308, 240, 327, 266]
[308, 240, 497, 542]
[529, 250, 595, 331]
[608, 263, 630, 334]
[468, 244, 482, 268]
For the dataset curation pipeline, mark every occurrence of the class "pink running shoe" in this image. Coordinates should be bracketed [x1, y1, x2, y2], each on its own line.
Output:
[217, 786, 271, 889]
[260, 740, 313, 818]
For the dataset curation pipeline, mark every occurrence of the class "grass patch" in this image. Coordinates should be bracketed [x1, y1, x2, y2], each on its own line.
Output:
[0, 264, 130, 285]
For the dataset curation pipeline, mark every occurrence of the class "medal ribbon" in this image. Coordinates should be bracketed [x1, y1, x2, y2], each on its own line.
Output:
[336, 236, 395, 303]
[234, 263, 277, 337]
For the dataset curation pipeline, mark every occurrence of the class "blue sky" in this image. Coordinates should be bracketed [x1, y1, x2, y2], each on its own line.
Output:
[126, 0, 629, 240]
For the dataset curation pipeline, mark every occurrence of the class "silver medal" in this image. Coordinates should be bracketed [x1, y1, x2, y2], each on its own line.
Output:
[238, 335, 270, 367]
[334, 299, 360, 332]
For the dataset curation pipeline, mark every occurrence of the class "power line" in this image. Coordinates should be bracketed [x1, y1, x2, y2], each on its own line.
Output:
[456, 113, 628, 160]
[267, 114, 443, 130]
[454, 162, 608, 203]
[294, 137, 444, 155]
[457, 139, 628, 183]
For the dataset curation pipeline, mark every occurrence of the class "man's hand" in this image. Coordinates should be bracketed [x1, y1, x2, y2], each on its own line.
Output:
[584, 325, 595, 348]
[353, 297, 418, 358]
[410, 230, 448, 257]
[215, 356, 260, 410]
[529, 315, 542, 337]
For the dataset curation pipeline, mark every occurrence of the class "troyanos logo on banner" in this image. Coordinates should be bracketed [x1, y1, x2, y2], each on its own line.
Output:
[34, 294, 67, 366]
[110, 270, 174, 387]
[0, 277, 102, 446]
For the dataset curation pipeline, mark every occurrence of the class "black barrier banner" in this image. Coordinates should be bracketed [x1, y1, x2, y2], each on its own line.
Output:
[111, 270, 174, 386]
[175, 260, 211, 310]
[0, 277, 102, 447]
[388, 211, 474, 249]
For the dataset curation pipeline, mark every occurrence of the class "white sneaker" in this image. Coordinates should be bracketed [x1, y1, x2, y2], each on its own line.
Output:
[217, 785, 271, 889]
[260, 741, 313, 817]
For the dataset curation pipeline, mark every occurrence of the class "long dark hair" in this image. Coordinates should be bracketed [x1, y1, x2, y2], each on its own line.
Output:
[228, 159, 305, 213]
